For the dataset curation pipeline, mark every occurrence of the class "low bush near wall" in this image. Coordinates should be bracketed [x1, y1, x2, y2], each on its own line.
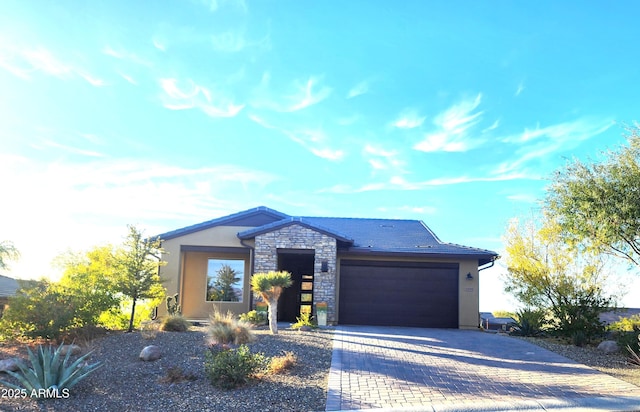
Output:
[204, 344, 266, 389]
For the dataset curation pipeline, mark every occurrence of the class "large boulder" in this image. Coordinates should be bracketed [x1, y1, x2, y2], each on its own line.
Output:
[597, 340, 619, 354]
[0, 358, 21, 373]
[59, 344, 82, 356]
[139, 345, 162, 361]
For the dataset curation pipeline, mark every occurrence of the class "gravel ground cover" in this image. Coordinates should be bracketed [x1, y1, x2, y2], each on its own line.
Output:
[517, 336, 640, 386]
[0, 325, 334, 412]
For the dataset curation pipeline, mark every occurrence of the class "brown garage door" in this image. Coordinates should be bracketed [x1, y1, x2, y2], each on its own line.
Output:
[338, 260, 459, 328]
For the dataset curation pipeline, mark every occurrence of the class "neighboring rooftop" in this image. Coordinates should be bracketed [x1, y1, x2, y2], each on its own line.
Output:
[0, 274, 19, 298]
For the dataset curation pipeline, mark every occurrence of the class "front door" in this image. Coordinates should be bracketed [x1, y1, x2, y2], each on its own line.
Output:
[277, 252, 315, 322]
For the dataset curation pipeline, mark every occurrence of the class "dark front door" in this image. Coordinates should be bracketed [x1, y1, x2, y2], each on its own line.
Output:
[277, 252, 315, 322]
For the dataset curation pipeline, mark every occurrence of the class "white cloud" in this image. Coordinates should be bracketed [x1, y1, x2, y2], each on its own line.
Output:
[252, 75, 332, 112]
[392, 109, 426, 129]
[494, 118, 615, 175]
[414, 94, 484, 152]
[0, 46, 105, 86]
[347, 80, 369, 99]
[0, 154, 276, 280]
[159, 77, 244, 118]
[250, 115, 344, 161]
[363, 144, 404, 171]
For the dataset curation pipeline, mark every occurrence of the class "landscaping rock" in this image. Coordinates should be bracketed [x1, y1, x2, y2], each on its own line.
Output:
[139, 345, 162, 361]
[0, 358, 21, 373]
[59, 344, 82, 356]
[597, 340, 619, 354]
[298, 325, 312, 332]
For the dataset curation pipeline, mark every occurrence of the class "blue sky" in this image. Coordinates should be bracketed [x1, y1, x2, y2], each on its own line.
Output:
[1, 0, 639, 311]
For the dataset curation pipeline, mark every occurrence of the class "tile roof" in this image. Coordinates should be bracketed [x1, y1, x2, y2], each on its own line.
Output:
[160, 206, 499, 265]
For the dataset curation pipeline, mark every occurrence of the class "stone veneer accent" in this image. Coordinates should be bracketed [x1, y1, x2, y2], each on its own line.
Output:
[254, 224, 338, 323]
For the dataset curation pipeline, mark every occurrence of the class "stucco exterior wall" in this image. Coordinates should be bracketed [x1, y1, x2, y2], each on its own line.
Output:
[254, 225, 338, 323]
[159, 225, 253, 319]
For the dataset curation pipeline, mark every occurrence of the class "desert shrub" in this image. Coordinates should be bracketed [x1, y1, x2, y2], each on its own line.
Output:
[510, 308, 546, 337]
[550, 290, 609, 346]
[204, 344, 266, 389]
[98, 298, 159, 330]
[609, 314, 640, 333]
[1, 280, 78, 341]
[159, 366, 197, 384]
[0, 343, 101, 393]
[140, 321, 160, 339]
[239, 310, 267, 326]
[160, 315, 191, 332]
[207, 310, 254, 345]
[291, 312, 316, 330]
[268, 351, 297, 374]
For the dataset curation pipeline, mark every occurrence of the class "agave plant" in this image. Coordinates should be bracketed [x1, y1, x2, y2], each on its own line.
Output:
[0, 343, 102, 392]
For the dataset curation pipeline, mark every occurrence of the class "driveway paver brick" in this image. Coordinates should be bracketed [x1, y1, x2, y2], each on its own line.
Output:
[325, 326, 640, 411]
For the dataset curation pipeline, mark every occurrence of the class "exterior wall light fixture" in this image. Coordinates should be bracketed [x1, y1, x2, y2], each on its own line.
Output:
[466, 272, 473, 280]
[321, 260, 329, 272]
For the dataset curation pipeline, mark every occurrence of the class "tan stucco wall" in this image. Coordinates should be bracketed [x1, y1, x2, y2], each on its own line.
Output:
[180, 251, 251, 319]
[336, 254, 480, 329]
[159, 225, 253, 319]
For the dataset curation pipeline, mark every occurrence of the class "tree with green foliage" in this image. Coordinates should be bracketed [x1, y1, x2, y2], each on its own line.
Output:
[503, 215, 614, 345]
[1, 279, 77, 341]
[114, 225, 166, 332]
[56, 246, 121, 326]
[208, 264, 241, 302]
[0, 240, 19, 271]
[546, 127, 640, 269]
[250, 271, 292, 334]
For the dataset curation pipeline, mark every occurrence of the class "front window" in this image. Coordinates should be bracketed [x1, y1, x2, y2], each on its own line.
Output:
[206, 258, 244, 302]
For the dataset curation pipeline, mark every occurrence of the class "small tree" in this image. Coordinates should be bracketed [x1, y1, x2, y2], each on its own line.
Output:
[0, 240, 19, 271]
[250, 271, 292, 334]
[503, 214, 614, 345]
[208, 264, 241, 302]
[115, 226, 166, 332]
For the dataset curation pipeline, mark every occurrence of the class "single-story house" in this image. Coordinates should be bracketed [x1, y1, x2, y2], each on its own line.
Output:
[158, 206, 498, 329]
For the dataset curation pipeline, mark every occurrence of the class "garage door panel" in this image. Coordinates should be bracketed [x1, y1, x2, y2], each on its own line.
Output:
[339, 261, 459, 328]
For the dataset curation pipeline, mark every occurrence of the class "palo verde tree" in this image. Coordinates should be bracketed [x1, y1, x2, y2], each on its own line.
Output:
[115, 225, 166, 332]
[546, 127, 640, 270]
[55, 246, 121, 327]
[503, 214, 614, 345]
[250, 271, 292, 334]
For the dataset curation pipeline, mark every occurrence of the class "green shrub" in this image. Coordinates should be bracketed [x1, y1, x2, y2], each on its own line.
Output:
[239, 310, 267, 326]
[291, 312, 316, 330]
[204, 344, 266, 389]
[0, 343, 101, 393]
[1, 280, 78, 341]
[550, 291, 609, 346]
[510, 308, 546, 337]
[207, 310, 254, 345]
[160, 315, 191, 332]
[609, 314, 640, 333]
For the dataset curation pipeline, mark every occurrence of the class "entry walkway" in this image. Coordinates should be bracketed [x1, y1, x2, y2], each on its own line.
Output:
[326, 326, 640, 411]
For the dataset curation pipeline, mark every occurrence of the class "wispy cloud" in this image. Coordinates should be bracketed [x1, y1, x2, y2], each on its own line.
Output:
[363, 144, 404, 171]
[414, 94, 484, 152]
[197, 0, 247, 12]
[347, 80, 370, 99]
[392, 109, 426, 129]
[102, 45, 152, 67]
[0, 46, 105, 86]
[250, 115, 344, 161]
[494, 118, 615, 175]
[515, 82, 525, 96]
[252, 74, 332, 112]
[320, 172, 528, 194]
[159, 77, 244, 117]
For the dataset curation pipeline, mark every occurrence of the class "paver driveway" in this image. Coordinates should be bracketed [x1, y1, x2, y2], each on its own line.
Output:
[326, 326, 640, 411]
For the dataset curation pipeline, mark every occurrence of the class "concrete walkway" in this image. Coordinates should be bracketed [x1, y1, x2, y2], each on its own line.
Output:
[326, 326, 640, 411]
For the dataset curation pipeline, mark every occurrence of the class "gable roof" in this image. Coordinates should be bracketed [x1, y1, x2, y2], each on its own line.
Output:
[160, 206, 499, 265]
[159, 206, 288, 240]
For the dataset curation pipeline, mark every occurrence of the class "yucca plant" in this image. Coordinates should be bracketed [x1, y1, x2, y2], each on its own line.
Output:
[0, 343, 102, 392]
